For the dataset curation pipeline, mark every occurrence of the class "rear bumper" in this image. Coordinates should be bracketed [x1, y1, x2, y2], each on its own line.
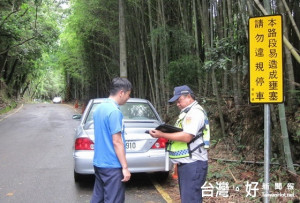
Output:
[73, 150, 172, 174]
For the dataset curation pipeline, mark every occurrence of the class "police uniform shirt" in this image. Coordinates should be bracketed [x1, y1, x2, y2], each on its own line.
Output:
[172, 101, 208, 164]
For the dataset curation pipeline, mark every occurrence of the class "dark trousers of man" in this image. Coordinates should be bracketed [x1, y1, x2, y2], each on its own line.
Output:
[91, 166, 125, 203]
[177, 160, 208, 203]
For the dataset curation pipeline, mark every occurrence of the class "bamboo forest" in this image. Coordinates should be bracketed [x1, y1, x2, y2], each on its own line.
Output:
[1, 0, 300, 202]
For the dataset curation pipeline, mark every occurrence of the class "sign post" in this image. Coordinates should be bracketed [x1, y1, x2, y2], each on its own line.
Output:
[249, 15, 283, 203]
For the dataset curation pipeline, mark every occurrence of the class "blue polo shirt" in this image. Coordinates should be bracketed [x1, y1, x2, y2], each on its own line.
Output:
[93, 99, 125, 168]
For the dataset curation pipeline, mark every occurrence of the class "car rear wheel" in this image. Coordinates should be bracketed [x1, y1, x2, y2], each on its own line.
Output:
[74, 170, 83, 182]
[155, 171, 169, 182]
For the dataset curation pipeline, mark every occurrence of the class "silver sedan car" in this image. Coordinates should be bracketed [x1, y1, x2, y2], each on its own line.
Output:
[72, 98, 172, 182]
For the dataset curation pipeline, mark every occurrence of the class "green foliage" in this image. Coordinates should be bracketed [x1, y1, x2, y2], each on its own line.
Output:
[203, 38, 233, 70]
[206, 165, 223, 180]
[54, 0, 122, 100]
[167, 55, 200, 88]
[206, 164, 231, 181]
[0, 102, 17, 114]
[0, 87, 17, 114]
[28, 52, 65, 100]
[210, 139, 219, 148]
[167, 27, 195, 59]
[0, 0, 64, 100]
[294, 108, 300, 142]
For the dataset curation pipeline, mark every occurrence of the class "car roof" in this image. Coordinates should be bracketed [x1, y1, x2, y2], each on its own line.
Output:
[92, 98, 149, 104]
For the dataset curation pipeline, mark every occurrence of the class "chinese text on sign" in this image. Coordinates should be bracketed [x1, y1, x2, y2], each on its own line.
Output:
[249, 15, 283, 103]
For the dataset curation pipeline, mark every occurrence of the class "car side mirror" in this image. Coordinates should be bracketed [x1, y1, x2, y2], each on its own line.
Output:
[72, 114, 82, 120]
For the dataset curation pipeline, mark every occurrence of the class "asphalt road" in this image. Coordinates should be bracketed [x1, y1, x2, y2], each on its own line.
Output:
[0, 103, 167, 203]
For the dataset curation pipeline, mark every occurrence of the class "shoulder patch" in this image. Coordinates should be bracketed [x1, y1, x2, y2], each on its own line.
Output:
[186, 116, 192, 124]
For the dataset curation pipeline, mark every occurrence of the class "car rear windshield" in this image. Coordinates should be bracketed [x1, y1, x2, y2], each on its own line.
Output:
[85, 102, 158, 124]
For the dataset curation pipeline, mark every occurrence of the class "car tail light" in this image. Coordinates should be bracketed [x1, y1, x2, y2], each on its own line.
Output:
[151, 138, 168, 149]
[75, 138, 94, 150]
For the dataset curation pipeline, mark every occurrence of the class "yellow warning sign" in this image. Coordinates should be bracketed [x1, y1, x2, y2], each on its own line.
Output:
[249, 15, 283, 103]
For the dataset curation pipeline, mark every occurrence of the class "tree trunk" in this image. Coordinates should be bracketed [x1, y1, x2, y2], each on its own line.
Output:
[192, 0, 203, 96]
[282, 0, 300, 41]
[199, 0, 226, 137]
[178, 0, 188, 32]
[158, 0, 170, 117]
[263, 0, 271, 14]
[227, 0, 240, 110]
[198, 0, 210, 97]
[238, 0, 249, 39]
[5, 58, 18, 85]
[212, 67, 226, 137]
[222, 0, 228, 96]
[119, 0, 127, 78]
[278, 103, 295, 172]
[139, 2, 155, 102]
[278, 1, 297, 111]
[0, 46, 9, 79]
[270, 104, 285, 166]
[237, 55, 242, 103]
[147, 0, 160, 112]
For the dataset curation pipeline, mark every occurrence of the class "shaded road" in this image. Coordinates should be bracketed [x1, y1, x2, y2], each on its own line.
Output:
[0, 103, 168, 203]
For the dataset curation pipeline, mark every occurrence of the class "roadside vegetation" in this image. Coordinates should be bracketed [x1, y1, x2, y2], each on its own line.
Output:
[0, 0, 299, 202]
[0, 87, 17, 114]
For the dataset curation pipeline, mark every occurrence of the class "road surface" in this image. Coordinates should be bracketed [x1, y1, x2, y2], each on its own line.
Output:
[0, 103, 169, 203]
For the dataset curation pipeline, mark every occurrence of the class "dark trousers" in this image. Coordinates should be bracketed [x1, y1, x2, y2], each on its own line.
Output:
[177, 160, 208, 203]
[91, 166, 125, 203]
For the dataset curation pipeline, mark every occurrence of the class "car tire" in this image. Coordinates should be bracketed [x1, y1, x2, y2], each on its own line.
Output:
[155, 171, 169, 182]
[74, 170, 82, 182]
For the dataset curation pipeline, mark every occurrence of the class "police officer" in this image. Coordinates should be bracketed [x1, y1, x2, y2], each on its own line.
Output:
[150, 85, 208, 203]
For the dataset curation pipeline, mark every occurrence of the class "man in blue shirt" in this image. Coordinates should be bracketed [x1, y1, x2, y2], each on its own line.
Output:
[91, 77, 132, 203]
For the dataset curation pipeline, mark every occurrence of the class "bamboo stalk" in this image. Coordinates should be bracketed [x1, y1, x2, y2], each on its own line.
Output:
[281, 0, 300, 41]
[227, 167, 238, 183]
